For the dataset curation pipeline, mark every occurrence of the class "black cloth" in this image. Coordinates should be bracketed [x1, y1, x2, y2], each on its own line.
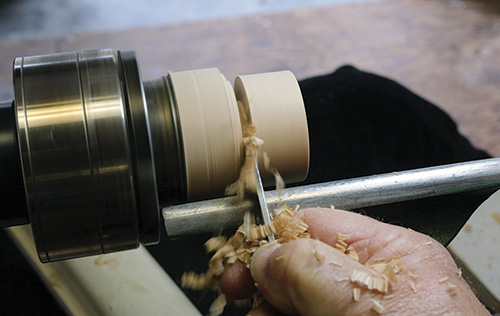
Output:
[0, 65, 491, 315]
[300, 65, 489, 185]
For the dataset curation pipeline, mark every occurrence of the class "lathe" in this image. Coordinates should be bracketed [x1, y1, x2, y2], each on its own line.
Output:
[1, 48, 499, 314]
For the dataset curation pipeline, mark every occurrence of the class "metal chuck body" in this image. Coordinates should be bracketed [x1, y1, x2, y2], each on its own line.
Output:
[1, 48, 309, 262]
[11, 49, 160, 262]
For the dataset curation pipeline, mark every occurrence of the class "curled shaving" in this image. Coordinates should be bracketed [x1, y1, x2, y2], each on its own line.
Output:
[225, 101, 285, 199]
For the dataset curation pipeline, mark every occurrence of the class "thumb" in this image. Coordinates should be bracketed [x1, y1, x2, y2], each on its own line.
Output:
[250, 238, 377, 316]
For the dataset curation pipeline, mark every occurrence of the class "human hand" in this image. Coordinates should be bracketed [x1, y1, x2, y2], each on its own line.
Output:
[221, 208, 489, 316]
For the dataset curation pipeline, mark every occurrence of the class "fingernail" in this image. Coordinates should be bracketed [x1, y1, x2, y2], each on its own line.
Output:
[250, 243, 281, 284]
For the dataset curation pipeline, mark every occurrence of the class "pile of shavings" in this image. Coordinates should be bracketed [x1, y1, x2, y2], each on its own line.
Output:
[181, 204, 463, 315]
[181, 204, 399, 315]
[181, 205, 310, 316]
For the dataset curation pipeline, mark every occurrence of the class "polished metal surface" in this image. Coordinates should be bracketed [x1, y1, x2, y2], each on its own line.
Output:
[143, 75, 186, 206]
[13, 49, 153, 262]
[118, 51, 160, 246]
[163, 158, 500, 237]
[79, 49, 138, 254]
[253, 153, 274, 242]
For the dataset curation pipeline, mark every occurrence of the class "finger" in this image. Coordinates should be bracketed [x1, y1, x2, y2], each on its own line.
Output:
[297, 208, 381, 244]
[250, 238, 377, 316]
[220, 259, 256, 300]
[297, 208, 429, 263]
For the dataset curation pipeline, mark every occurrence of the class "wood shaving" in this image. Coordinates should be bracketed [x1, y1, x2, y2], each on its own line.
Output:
[438, 276, 449, 284]
[367, 256, 401, 283]
[209, 258, 225, 277]
[337, 232, 349, 242]
[275, 255, 286, 262]
[226, 254, 238, 265]
[209, 294, 227, 316]
[330, 233, 359, 263]
[225, 142, 258, 197]
[210, 244, 236, 266]
[447, 289, 458, 297]
[335, 240, 348, 253]
[382, 294, 394, 300]
[314, 249, 325, 263]
[367, 263, 396, 283]
[389, 256, 401, 268]
[371, 276, 389, 293]
[346, 245, 359, 262]
[351, 270, 372, 286]
[407, 271, 418, 279]
[181, 271, 212, 290]
[334, 232, 351, 254]
[446, 282, 458, 297]
[381, 256, 403, 274]
[409, 281, 417, 293]
[225, 101, 285, 199]
[353, 287, 361, 302]
[350, 269, 389, 293]
[329, 260, 343, 267]
[368, 263, 386, 273]
[371, 300, 385, 314]
[382, 263, 398, 283]
[204, 236, 227, 253]
[263, 152, 285, 196]
[456, 268, 462, 278]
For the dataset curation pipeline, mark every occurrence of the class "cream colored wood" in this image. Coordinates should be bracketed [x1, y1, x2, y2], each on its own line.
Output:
[234, 71, 309, 185]
[169, 68, 243, 200]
